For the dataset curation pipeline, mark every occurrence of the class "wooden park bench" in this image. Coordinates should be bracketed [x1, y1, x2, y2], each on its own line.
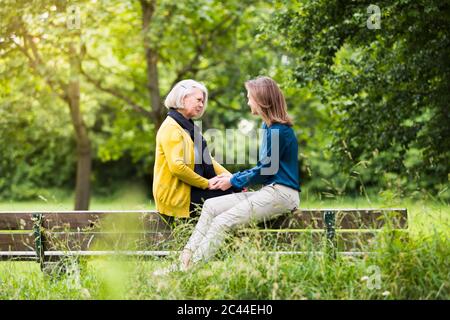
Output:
[0, 208, 408, 273]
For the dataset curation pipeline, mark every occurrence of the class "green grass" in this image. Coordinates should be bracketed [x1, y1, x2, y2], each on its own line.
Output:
[0, 230, 448, 300]
[0, 183, 449, 300]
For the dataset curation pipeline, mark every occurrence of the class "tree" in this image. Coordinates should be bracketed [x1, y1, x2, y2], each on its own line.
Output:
[1, 0, 92, 209]
[271, 0, 450, 195]
[78, 0, 278, 183]
[0, 0, 280, 203]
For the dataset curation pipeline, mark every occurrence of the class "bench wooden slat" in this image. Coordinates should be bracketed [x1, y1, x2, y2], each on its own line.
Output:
[265, 208, 408, 229]
[0, 250, 173, 261]
[0, 211, 165, 230]
[241, 230, 380, 251]
[41, 212, 168, 230]
[0, 213, 35, 230]
[0, 233, 35, 251]
[0, 231, 174, 252]
[336, 209, 408, 229]
[0, 209, 408, 230]
[0, 250, 377, 261]
[0, 229, 407, 253]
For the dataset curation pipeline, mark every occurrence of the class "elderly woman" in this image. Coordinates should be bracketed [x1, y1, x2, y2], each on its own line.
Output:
[153, 79, 234, 219]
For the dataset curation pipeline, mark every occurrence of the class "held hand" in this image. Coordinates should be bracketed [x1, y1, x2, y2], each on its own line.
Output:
[208, 173, 233, 190]
[208, 178, 218, 190]
[215, 176, 232, 191]
[208, 176, 222, 190]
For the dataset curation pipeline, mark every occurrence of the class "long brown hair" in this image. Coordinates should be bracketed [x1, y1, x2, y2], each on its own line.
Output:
[245, 76, 293, 127]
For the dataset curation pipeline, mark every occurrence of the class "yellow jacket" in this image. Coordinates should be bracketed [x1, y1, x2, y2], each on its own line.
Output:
[152, 116, 230, 217]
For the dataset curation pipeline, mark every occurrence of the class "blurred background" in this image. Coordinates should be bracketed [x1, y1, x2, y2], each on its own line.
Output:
[1, 0, 449, 210]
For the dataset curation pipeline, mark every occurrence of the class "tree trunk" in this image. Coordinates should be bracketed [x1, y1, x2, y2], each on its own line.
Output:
[140, 0, 164, 129]
[74, 139, 91, 211]
[68, 43, 92, 211]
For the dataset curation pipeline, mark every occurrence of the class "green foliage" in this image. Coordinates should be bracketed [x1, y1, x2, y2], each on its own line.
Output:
[269, 0, 450, 198]
[0, 0, 448, 201]
[1, 0, 279, 199]
[0, 74, 75, 200]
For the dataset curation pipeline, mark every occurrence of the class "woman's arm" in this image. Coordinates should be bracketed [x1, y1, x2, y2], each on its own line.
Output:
[212, 158, 231, 176]
[230, 127, 280, 189]
[160, 126, 209, 189]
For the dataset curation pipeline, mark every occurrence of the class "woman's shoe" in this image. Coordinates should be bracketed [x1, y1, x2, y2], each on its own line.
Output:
[152, 263, 179, 276]
[180, 249, 193, 268]
[152, 262, 188, 276]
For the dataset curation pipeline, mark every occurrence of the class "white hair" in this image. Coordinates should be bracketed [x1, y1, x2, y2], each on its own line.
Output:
[164, 79, 208, 110]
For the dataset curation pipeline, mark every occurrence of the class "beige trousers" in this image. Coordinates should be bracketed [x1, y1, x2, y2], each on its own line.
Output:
[184, 184, 300, 263]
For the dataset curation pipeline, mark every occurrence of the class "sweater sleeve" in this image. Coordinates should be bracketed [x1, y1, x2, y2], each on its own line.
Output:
[230, 127, 279, 189]
[160, 126, 209, 189]
[212, 158, 231, 176]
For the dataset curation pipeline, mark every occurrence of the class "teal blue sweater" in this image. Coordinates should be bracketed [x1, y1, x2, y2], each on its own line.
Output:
[230, 122, 300, 191]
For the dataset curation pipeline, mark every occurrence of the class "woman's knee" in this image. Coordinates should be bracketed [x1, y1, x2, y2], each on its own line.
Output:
[201, 198, 217, 217]
[211, 211, 245, 232]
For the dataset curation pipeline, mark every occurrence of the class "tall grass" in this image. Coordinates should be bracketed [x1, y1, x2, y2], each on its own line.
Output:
[0, 185, 448, 300]
[0, 218, 448, 300]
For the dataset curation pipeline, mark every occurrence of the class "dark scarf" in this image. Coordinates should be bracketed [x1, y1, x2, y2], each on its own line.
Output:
[167, 109, 216, 179]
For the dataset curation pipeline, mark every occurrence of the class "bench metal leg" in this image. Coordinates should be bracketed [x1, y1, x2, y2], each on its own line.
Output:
[32, 213, 45, 270]
[32, 213, 79, 278]
[324, 211, 337, 259]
